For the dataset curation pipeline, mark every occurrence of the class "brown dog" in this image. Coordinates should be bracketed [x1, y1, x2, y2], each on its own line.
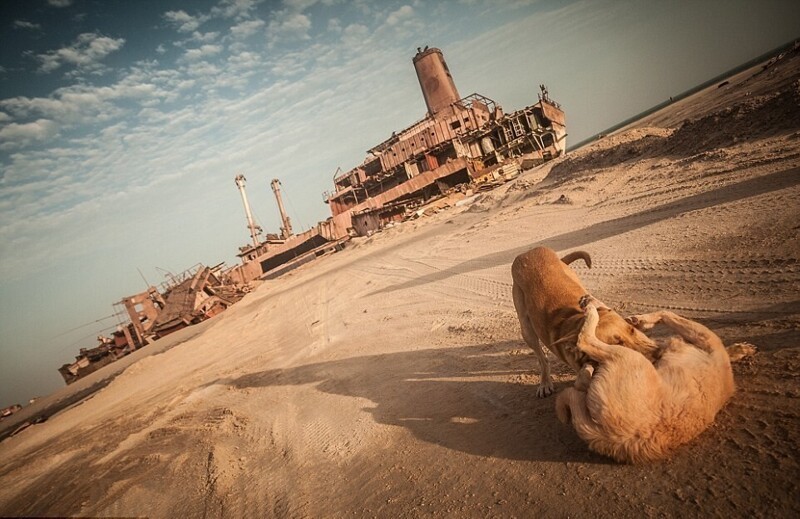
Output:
[511, 247, 657, 397]
[555, 301, 753, 463]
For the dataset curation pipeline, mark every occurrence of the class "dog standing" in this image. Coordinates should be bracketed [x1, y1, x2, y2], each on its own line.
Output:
[511, 247, 657, 397]
[556, 301, 751, 463]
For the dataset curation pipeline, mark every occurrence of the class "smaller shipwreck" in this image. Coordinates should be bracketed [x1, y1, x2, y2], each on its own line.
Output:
[149, 264, 239, 336]
[58, 263, 247, 385]
[58, 334, 133, 385]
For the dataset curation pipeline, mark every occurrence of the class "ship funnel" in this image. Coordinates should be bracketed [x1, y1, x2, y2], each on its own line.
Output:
[413, 47, 461, 117]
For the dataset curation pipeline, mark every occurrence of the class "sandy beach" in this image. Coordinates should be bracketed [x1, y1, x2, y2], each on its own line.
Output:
[0, 48, 798, 517]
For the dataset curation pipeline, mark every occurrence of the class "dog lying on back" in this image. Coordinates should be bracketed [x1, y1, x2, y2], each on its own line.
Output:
[556, 299, 754, 463]
[511, 247, 658, 397]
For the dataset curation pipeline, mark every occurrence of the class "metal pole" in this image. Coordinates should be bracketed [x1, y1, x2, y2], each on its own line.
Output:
[270, 178, 293, 239]
[235, 174, 260, 248]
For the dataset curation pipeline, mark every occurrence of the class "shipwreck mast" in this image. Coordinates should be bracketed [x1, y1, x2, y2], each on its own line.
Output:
[270, 178, 293, 239]
[234, 174, 262, 248]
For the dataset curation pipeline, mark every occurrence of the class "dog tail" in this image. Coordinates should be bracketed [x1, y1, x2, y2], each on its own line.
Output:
[560, 250, 591, 268]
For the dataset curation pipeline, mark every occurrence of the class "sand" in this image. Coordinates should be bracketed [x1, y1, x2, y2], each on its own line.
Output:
[1, 48, 798, 517]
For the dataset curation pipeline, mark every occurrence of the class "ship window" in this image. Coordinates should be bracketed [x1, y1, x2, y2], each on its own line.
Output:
[450, 121, 461, 130]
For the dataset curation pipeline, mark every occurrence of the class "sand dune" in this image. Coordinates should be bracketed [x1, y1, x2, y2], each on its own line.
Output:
[1, 49, 798, 517]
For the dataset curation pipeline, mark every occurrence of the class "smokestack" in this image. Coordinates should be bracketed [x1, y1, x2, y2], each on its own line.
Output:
[234, 174, 261, 248]
[413, 46, 461, 117]
[270, 178, 293, 240]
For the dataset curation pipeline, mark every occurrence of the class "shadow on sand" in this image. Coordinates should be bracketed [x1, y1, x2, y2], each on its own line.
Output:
[214, 341, 611, 464]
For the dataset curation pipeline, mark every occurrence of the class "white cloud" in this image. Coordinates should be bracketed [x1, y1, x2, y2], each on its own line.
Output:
[269, 54, 307, 77]
[211, 0, 263, 19]
[386, 5, 414, 26]
[327, 18, 342, 33]
[47, 0, 73, 7]
[228, 51, 263, 71]
[163, 10, 205, 33]
[267, 0, 316, 48]
[191, 31, 220, 43]
[183, 44, 223, 61]
[283, 13, 312, 35]
[378, 4, 424, 38]
[0, 119, 58, 150]
[267, 11, 313, 47]
[13, 20, 42, 30]
[284, 0, 318, 11]
[0, 75, 171, 126]
[36, 33, 125, 74]
[183, 61, 222, 78]
[341, 23, 369, 46]
[231, 19, 266, 39]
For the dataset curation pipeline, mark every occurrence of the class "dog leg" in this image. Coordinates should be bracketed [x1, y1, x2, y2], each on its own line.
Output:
[575, 303, 620, 363]
[656, 311, 722, 354]
[528, 332, 554, 397]
[513, 283, 553, 397]
[556, 387, 602, 443]
[574, 363, 594, 392]
[555, 387, 580, 424]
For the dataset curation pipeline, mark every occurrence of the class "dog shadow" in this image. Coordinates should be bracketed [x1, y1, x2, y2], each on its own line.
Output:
[215, 341, 610, 464]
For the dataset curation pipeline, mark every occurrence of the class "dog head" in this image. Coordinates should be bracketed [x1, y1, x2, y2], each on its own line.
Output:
[595, 308, 659, 359]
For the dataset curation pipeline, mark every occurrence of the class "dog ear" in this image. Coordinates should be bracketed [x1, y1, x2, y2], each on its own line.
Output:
[551, 332, 578, 350]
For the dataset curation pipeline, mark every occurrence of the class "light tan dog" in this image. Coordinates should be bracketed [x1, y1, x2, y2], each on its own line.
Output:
[511, 247, 657, 397]
[556, 301, 753, 463]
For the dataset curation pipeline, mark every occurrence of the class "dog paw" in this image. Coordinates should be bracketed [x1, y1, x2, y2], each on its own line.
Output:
[626, 312, 661, 331]
[580, 294, 611, 311]
[727, 342, 758, 362]
[626, 314, 655, 331]
[537, 381, 555, 398]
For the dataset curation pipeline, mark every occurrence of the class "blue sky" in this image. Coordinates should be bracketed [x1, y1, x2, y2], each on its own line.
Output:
[1, 0, 798, 406]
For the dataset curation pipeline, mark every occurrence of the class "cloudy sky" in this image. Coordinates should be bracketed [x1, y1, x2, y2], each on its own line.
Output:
[0, 0, 798, 406]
